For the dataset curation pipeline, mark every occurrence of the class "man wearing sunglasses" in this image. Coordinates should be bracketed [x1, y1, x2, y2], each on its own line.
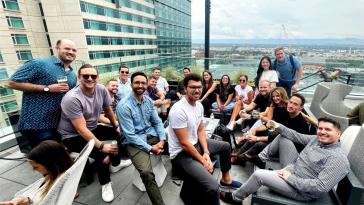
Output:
[7, 39, 78, 148]
[168, 74, 242, 204]
[116, 65, 132, 99]
[117, 72, 166, 205]
[58, 64, 132, 203]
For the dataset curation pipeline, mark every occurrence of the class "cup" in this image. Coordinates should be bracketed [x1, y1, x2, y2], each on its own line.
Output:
[267, 121, 276, 132]
[111, 140, 118, 155]
[252, 110, 261, 119]
[115, 115, 118, 121]
[221, 105, 225, 109]
[57, 76, 67, 84]
[239, 110, 246, 118]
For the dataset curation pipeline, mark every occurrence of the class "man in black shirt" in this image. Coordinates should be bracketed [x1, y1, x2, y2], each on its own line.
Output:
[227, 80, 271, 128]
[233, 93, 309, 167]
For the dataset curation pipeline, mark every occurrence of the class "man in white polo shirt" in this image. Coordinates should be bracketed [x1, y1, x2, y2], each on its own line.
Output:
[153, 67, 176, 99]
[168, 73, 242, 204]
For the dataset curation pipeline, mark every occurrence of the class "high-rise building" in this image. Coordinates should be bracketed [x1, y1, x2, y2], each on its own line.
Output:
[0, 0, 191, 147]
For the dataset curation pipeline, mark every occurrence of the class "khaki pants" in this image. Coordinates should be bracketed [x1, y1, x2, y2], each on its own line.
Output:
[126, 136, 165, 205]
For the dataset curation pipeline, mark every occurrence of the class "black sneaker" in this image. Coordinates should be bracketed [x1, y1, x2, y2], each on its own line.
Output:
[246, 155, 266, 169]
[219, 191, 241, 204]
[219, 180, 243, 189]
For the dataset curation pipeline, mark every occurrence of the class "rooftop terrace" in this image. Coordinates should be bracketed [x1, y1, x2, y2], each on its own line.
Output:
[0, 99, 361, 205]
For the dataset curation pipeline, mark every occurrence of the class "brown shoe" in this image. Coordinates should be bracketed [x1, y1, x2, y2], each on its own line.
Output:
[231, 156, 239, 164]
[231, 150, 244, 157]
[74, 192, 79, 199]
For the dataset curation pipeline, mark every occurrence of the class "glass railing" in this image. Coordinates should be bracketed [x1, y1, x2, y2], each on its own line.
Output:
[0, 55, 363, 142]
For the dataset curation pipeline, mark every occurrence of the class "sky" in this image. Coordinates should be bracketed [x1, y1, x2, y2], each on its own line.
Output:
[191, 0, 364, 40]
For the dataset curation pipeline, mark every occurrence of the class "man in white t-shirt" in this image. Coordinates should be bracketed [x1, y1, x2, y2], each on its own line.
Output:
[168, 73, 242, 204]
[153, 67, 176, 99]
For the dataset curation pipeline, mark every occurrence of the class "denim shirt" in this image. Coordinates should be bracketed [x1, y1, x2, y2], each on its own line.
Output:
[116, 92, 166, 152]
[116, 78, 131, 99]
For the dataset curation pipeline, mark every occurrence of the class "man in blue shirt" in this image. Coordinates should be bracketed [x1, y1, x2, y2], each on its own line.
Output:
[271, 46, 303, 98]
[116, 72, 166, 205]
[116, 65, 131, 99]
[7, 39, 78, 148]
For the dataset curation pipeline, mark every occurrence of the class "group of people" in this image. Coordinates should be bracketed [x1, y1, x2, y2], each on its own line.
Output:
[0, 39, 354, 205]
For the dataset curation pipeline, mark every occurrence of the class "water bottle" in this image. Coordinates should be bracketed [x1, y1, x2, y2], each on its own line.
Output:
[210, 113, 214, 121]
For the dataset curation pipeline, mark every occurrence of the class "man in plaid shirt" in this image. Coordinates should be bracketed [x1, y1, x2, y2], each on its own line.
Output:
[220, 117, 350, 204]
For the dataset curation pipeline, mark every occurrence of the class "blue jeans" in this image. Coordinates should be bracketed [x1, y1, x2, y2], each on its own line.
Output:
[277, 79, 296, 98]
[165, 91, 176, 99]
[212, 99, 236, 113]
[244, 110, 255, 127]
[20, 128, 61, 149]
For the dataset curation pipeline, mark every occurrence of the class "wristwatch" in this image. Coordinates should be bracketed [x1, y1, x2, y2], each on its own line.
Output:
[257, 137, 261, 142]
[113, 125, 119, 130]
[204, 150, 210, 155]
[43, 86, 50, 92]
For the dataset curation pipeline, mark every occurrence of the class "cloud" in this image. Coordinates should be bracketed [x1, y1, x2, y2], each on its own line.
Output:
[191, 0, 364, 40]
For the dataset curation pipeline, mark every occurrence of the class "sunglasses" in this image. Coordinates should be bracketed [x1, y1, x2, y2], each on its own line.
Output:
[81, 74, 98, 80]
[120, 71, 129, 74]
[239, 79, 246, 82]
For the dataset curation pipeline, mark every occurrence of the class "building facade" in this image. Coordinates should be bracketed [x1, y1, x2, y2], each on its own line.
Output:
[0, 0, 191, 145]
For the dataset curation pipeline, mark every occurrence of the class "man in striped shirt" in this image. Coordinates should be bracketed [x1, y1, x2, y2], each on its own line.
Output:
[220, 117, 350, 204]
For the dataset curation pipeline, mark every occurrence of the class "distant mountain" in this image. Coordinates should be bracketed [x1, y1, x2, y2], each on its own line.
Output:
[192, 38, 364, 45]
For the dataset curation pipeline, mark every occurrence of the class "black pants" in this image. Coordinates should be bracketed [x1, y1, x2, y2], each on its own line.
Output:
[171, 139, 231, 205]
[63, 125, 121, 185]
[201, 98, 215, 116]
[240, 131, 278, 156]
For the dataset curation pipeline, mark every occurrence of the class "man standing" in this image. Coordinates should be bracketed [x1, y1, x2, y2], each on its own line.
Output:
[58, 64, 131, 203]
[116, 65, 131, 99]
[227, 80, 271, 131]
[168, 73, 242, 204]
[220, 117, 350, 204]
[117, 72, 166, 205]
[176, 67, 191, 99]
[99, 79, 121, 125]
[153, 67, 175, 99]
[7, 39, 78, 148]
[236, 93, 309, 167]
[144, 74, 170, 122]
[271, 46, 303, 98]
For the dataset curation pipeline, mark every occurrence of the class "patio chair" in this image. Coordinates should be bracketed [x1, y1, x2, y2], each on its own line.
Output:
[309, 82, 351, 132]
[12, 139, 95, 205]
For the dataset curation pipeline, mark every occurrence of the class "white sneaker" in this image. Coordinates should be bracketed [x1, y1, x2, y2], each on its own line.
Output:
[110, 159, 132, 173]
[102, 182, 114, 202]
[226, 121, 236, 130]
[242, 125, 250, 133]
[235, 118, 245, 125]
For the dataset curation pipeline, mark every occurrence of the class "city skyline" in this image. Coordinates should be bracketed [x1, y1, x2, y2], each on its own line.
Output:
[191, 0, 364, 40]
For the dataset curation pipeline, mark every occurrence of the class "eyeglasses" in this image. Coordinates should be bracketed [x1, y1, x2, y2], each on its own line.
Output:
[133, 81, 147, 86]
[239, 79, 246, 82]
[81, 74, 98, 80]
[188, 86, 203, 90]
[120, 71, 129, 74]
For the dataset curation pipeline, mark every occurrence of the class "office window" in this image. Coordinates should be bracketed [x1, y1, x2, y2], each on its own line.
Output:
[96, 7, 105, 15]
[101, 37, 109, 45]
[11, 34, 28, 44]
[16, 50, 32, 61]
[93, 36, 101, 45]
[88, 4, 96, 14]
[0, 86, 14, 97]
[2, 0, 19, 11]
[90, 21, 99, 30]
[0, 68, 8, 79]
[106, 9, 113, 17]
[115, 24, 121, 32]
[86, 36, 92, 45]
[99, 22, 107, 31]
[0, 100, 18, 113]
[108, 23, 115, 31]
[6, 16, 24, 28]
[124, 38, 129, 45]
[80, 2, 86, 12]
[113, 10, 119, 18]
[0, 53, 3, 62]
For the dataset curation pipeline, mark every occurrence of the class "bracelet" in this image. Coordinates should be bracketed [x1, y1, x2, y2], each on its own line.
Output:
[203, 150, 210, 155]
[98, 143, 104, 152]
